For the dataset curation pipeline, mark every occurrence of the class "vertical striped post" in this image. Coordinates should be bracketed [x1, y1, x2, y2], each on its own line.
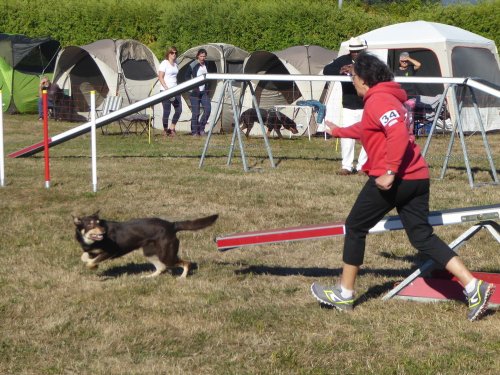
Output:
[0, 90, 4, 187]
[42, 90, 50, 188]
[90, 91, 97, 192]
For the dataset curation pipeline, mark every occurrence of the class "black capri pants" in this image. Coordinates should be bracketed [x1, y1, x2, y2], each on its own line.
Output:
[343, 177, 456, 267]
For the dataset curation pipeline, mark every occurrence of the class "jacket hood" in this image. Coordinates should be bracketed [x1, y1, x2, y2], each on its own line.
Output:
[364, 81, 407, 104]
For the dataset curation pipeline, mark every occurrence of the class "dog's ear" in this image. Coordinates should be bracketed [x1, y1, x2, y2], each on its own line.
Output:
[92, 210, 100, 218]
[72, 215, 81, 226]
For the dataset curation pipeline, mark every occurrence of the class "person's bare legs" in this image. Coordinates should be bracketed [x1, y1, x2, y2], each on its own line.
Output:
[340, 263, 359, 290]
[444, 256, 474, 286]
[170, 122, 177, 135]
[340, 257, 473, 290]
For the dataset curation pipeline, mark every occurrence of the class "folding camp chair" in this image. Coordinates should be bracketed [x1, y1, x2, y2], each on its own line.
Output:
[413, 95, 451, 136]
[118, 103, 153, 136]
[97, 96, 123, 135]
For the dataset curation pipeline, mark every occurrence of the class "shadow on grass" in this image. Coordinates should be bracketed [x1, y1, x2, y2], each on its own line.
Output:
[378, 251, 425, 265]
[234, 264, 415, 279]
[98, 262, 198, 278]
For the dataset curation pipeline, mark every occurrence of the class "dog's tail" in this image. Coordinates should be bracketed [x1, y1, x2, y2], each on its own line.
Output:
[174, 214, 218, 232]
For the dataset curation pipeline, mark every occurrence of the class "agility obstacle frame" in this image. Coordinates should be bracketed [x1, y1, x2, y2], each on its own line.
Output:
[216, 204, 500, 250]
[216, 204, 500, 306]
[8, 75, 499, 185]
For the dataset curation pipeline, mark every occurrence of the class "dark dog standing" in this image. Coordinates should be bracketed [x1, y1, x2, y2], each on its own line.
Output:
[239, 108, 298, 138]
[73, 212, 218, 278]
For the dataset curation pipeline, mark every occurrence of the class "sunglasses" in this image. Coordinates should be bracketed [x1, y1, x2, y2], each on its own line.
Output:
[169, 51, 178, 55]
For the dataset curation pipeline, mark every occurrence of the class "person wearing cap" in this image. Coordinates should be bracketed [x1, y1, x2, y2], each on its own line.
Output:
[394, 52, 422, 97]
[323, 37, 368, 176]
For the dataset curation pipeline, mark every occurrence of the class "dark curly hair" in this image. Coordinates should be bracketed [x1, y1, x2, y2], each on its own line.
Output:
[353, 51, 394, 88]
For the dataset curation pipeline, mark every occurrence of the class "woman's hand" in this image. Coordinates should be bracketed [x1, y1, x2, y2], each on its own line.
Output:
[324, 120, 339, 136]
[375, 174, 395, 190]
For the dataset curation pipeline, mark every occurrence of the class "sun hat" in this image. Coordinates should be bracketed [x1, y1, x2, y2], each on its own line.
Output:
[348, 37, 367, 51]
[399, 52, 410, 60]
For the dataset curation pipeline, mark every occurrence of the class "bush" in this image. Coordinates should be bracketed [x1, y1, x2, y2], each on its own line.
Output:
[1, 0, 498, 58]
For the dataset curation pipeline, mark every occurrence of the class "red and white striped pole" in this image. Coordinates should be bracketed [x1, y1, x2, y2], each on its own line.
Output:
[42, 90, 50, 188]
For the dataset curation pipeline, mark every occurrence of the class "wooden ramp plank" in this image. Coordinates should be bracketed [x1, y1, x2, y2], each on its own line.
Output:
[216, 204, 500, 251]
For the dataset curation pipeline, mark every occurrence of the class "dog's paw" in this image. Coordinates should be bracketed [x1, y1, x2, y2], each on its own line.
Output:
[85, 262, 99, 269]
[81, 252, 91, 263]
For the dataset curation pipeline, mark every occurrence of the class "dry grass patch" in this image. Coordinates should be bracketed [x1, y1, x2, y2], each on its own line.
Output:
[0, 114, 499, 374]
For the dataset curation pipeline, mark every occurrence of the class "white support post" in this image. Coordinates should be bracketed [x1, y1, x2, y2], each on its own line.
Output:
[90, 91, 97, 192]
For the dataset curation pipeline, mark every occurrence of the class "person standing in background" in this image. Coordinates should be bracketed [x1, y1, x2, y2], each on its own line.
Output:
[158, 46, 182, 137]
[394, 52, 422, 98]
[185, 48, 211, 136]
[38, 76, 53, 121]
[323, 37, 368, 175]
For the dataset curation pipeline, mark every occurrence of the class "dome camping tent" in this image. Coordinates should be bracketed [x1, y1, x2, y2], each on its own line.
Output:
[241, 45, 337, 137]
[328, 21, 500, 132]
[52, 39, 159, 121]
[0, 34, 60, 113]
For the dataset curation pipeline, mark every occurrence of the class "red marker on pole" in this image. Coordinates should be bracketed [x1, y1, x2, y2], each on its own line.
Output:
[42, 90, 50, 188]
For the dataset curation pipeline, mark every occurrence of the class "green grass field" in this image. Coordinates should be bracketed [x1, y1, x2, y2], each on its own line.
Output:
[1, 114, 499, 374]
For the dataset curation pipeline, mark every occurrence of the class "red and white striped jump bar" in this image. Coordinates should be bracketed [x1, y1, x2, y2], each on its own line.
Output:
[216, 204, 500, 251]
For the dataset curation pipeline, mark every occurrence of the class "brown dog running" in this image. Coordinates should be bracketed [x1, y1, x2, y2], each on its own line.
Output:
[73, 212, 218, 278]
[239, 108, 299, 138]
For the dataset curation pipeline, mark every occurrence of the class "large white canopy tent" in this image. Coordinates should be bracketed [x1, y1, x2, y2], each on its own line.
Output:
[332, 21, 500, 132]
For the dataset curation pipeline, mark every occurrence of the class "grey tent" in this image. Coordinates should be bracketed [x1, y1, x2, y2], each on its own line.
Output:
[52, 39, 159, 121]
[241, 45, 337, 136]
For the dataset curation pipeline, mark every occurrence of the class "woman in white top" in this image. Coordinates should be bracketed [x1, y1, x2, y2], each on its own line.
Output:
[158, 46, 182, 136]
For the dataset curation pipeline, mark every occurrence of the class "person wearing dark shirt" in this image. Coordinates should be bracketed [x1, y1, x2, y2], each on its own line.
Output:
[323, 37, 368, 175]
[185, 48, 211, 136]
[394, 52, 422, 97]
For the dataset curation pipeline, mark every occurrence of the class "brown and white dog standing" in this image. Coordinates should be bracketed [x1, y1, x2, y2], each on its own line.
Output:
[73, 212, 218, 278]
[239, 108, 299, 138]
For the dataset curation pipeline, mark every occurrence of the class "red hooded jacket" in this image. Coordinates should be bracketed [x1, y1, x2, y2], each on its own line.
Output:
[332, 81, 429, 180]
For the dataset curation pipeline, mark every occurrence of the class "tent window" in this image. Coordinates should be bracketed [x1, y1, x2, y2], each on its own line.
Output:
[388, 48, 443, 97]
[16, 47, 46, 74]
[122, 59, 156, 80]
[15, 41, 59, 74]
[226, 62, 243, 74]
[452, 47, 500, 108]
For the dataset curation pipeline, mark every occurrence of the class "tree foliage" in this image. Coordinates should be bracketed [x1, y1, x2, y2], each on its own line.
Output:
[0, 0, 498, 58]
